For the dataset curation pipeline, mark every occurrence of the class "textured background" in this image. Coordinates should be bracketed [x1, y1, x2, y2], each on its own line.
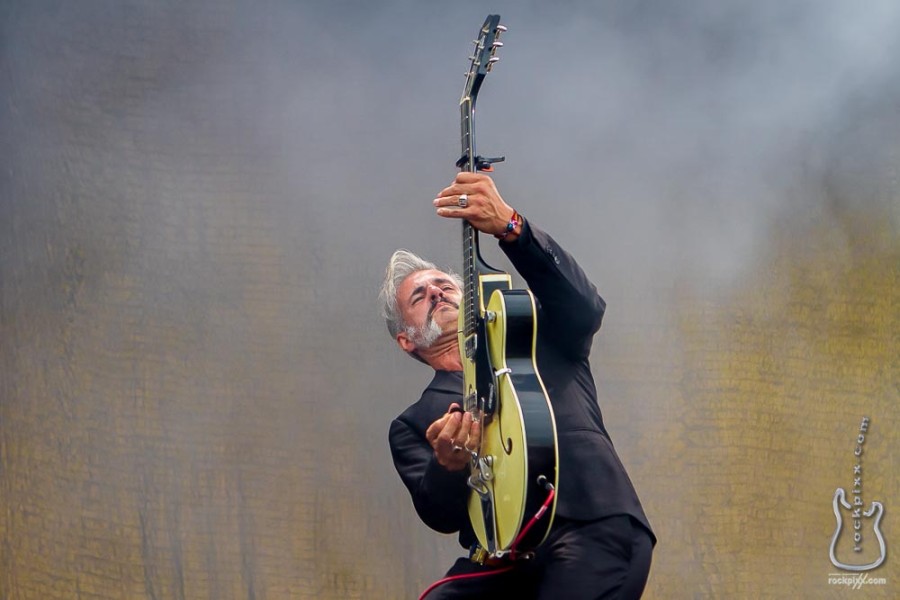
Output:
[1, 1, 897, 598]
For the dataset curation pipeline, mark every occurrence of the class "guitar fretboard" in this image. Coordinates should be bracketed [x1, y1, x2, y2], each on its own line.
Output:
[462, 220, 478, 338]
[458, 16, 504, 349]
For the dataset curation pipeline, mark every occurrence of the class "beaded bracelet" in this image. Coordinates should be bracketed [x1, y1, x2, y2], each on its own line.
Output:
[495, 210, 521, 240]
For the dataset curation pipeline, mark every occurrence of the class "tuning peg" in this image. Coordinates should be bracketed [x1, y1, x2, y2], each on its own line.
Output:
[488, 57, 500, 64]
[496, 24, 507, 33]
[492, 41, 504, 48]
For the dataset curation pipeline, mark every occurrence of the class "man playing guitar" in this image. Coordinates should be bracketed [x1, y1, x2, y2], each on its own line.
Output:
[381, 172, 656, 599]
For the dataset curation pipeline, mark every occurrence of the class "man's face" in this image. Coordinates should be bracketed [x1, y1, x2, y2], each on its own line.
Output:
[396, 269, 461, 350]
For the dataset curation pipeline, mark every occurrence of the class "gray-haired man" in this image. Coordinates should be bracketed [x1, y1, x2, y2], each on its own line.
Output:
[382, 172, 655, 599]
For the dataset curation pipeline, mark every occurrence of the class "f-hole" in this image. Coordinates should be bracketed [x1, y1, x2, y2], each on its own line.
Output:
[497, 412, 513, 455]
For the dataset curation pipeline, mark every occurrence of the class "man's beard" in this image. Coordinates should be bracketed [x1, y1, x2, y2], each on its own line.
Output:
[406, 299, 458, 349]
[405, 318, 443, 349]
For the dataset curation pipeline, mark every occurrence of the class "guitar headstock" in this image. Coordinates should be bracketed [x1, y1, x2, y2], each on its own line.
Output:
[461, 14, 506, 105]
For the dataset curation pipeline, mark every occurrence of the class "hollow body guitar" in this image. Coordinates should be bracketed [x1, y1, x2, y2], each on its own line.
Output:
[457, 15, 559, 558]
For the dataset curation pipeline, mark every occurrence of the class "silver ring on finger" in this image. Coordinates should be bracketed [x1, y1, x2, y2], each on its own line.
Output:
[458, 194, 468, 208]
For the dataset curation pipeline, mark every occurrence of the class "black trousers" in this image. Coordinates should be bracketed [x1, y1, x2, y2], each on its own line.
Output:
[423, 515, 653, 600]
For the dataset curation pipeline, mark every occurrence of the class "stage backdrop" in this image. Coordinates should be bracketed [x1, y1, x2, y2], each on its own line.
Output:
[1, 1, 897, 598]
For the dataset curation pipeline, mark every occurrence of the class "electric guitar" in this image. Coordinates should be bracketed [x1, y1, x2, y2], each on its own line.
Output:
[456, 15, 559, 558]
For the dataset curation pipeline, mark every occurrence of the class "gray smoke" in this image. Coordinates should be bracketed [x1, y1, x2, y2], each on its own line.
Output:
[2, 0, 898, 597]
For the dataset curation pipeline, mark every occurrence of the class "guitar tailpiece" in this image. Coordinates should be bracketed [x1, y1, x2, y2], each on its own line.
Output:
[467, 474, 490, 498]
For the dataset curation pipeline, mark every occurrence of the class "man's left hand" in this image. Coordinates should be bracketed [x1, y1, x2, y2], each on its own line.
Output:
[433, 172, 520, 242]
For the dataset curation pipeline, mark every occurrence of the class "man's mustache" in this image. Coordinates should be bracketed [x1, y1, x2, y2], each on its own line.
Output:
[427, 297, 460, 320]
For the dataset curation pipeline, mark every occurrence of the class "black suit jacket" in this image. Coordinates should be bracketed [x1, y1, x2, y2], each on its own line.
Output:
[389, 221, 655, 549]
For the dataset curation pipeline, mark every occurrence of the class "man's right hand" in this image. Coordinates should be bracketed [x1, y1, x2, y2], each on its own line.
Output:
[425, 403, 481, 471]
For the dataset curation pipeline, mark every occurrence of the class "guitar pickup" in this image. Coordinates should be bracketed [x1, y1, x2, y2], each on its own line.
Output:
[483, 382, 496, 416]
[465, 334, 478, 359]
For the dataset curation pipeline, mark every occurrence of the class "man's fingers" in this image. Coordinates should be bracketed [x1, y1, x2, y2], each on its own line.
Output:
[434, 412, 462, 449]
[425, 412, 454, 443]
[455, 171, 487, 183]
[426, 404, 465, 441]
[426, 409, 482, 470]
[433, 197, 472, 220]
[437, 172, 492, 204]
[424, 415, 446, 442]
[454, 411, 473, 444]
[466, 417, 482, 451]
[427, 404, 480, 470]
[433, 193, 469, 207]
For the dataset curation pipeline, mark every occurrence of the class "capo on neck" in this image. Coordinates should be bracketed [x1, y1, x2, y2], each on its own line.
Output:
[456, 154, 506, 172]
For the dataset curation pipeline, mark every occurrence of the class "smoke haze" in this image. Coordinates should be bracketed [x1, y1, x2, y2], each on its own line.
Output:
[1, 1, 897, 597]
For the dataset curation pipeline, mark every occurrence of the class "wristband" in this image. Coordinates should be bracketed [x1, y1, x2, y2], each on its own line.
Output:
[495, 210, 521, 240]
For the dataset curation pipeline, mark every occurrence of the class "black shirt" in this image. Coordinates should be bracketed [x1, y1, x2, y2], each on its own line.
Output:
[389, 221, 655, 549]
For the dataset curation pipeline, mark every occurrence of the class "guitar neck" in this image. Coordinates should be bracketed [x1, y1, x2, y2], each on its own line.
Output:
[462, 221, 479, 338]
[458, 14, 506, 345]
[460, 89, 478, 338]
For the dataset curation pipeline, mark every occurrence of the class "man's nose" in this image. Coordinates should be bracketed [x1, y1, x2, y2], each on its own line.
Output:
[427, 284, 445, 301]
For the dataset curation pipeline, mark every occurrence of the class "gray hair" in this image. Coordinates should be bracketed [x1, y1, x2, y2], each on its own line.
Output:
[379, 249, 461, 339]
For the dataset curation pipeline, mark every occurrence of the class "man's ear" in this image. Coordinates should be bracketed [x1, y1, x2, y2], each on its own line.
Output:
[396, 331, 416, 354]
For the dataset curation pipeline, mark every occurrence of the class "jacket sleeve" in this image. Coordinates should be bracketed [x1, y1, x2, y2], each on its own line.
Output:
[388, 417, 470, 534]
[499, 220, 606, 360]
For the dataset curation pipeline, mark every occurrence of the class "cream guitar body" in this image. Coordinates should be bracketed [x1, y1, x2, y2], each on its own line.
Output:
[462, 286, 559, 555]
